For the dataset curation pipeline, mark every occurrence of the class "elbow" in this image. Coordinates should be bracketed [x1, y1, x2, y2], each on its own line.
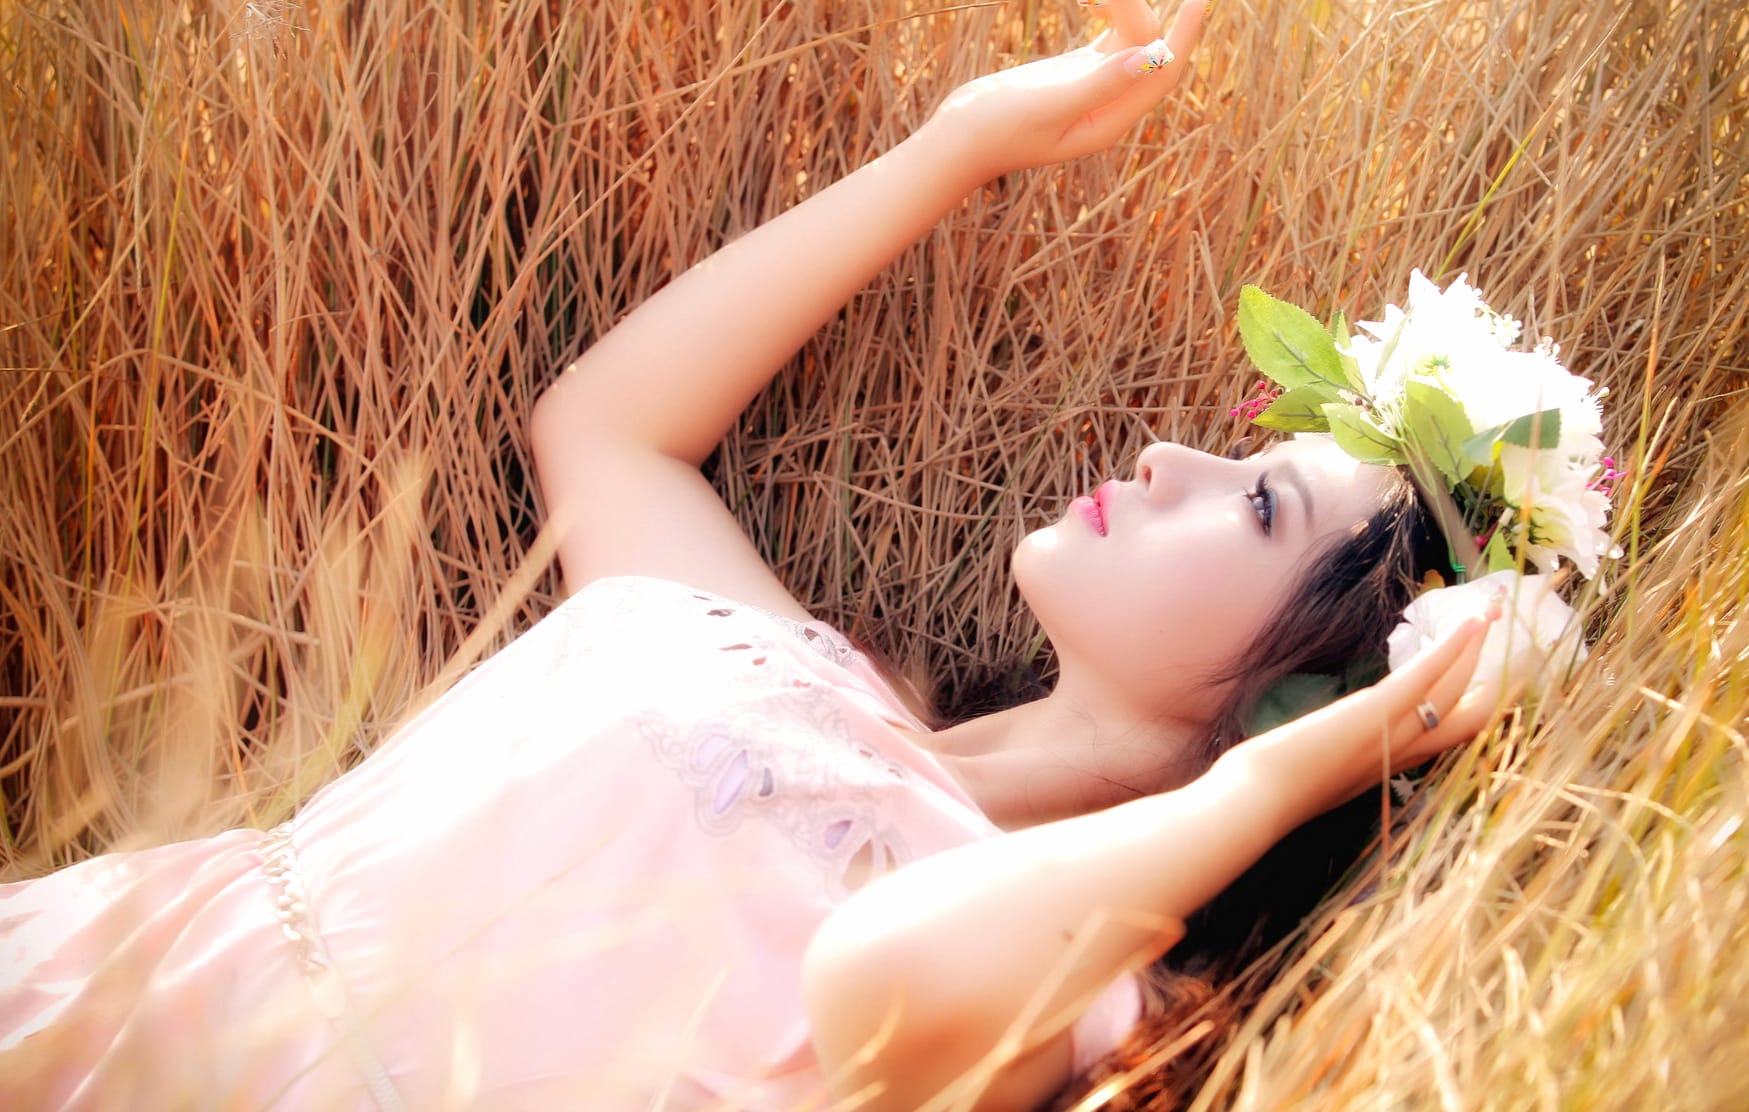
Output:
[803, 919, 980, 1110]
[528, 383, 573, 502]
[529, 365, 625, 544]
[804, 920, 917, 1086]
[529, 362, 624, 481]
[802, 912, 902, 1064]
[529, 361, 589, 455]
[532, 357, 697, 468]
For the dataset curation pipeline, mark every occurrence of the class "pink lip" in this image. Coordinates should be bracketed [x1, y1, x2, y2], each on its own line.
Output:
[1072, 493, 1107, 536]
[1095, 481, 1117, 523]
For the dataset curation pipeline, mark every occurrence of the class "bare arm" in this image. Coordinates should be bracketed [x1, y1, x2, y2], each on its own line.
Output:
[531, 0, 1203, 617]
[804, 612, 1504, 1110]
[530, 126, 983, 616]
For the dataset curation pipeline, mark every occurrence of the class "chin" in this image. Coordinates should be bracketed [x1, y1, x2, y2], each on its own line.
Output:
[1008, 530, 1051, 608]
[1008, 532, 1076, 651]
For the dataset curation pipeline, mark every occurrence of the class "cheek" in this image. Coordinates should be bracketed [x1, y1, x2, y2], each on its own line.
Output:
[1123, 545, 1290, 664]
[1010, 528, 1108, 646]
[1012, 532, 1199, 669]
[1011, 519, 1293, 671]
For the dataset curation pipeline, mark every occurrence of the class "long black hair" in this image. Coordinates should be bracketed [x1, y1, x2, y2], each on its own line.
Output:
[1068, 467, 1448, 1108]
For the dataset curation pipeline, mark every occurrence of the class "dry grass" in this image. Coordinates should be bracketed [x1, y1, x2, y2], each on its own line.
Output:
[2, 0, 1746, 1106]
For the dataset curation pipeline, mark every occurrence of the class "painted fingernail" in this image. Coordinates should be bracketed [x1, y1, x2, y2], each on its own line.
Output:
[1134, 39, 1174, 74]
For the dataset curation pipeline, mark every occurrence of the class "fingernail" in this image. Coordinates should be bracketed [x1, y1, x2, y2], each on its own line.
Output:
[1134, 39, 1174, 75]
[1078, 1, 1110, 7]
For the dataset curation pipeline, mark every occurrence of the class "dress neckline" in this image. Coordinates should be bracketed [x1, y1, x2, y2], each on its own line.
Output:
[573, 576, 995, 825]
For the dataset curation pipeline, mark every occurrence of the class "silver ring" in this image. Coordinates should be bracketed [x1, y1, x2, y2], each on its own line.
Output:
[1416, 701, 1441, 730]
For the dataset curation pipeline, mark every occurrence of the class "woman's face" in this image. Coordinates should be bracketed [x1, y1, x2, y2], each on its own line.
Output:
[1012, 436, 1395, 724]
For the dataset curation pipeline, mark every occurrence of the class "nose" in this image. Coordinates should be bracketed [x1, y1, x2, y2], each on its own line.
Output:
[1133, 441, 1227, 503]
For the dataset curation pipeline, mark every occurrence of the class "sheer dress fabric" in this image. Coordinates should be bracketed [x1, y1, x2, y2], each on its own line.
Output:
[1, 576, 1142, 1109]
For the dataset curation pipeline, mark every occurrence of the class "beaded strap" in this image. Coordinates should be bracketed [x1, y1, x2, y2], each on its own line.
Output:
[260, 823, 408, 1112]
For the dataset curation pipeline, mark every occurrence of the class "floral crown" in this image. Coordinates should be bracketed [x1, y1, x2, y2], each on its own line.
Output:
[1232, 270, 1621, 583]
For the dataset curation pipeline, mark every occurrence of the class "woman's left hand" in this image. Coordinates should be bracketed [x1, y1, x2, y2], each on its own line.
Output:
[1238, 604, 1521, 833]
[928, 0, 1207, 182]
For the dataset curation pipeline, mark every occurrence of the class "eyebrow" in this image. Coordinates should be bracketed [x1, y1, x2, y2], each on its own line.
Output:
[1279, 459, 1315, 530]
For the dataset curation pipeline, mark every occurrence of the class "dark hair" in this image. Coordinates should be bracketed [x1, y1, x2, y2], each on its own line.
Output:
[1061, 467, 1447, 1108]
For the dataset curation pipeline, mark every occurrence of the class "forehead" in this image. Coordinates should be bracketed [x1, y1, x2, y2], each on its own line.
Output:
[1258, 436, 1395, 532]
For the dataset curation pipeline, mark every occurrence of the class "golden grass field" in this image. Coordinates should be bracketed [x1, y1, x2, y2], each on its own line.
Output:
[2, 0, 1746, 1106]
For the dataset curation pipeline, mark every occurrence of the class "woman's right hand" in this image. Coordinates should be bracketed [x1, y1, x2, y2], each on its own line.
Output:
[926, 0, 1207, 182]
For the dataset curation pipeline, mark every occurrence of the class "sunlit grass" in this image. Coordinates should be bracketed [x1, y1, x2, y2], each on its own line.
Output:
[2, 0, 1745, 1106]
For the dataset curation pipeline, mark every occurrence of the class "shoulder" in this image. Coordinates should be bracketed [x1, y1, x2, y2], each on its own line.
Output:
[556, 576, 876, 685]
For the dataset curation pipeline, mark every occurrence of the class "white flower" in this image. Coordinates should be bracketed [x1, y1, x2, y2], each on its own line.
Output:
[1386, 571, 1588, 698]
[1342, 271, 1520, 410]
[1468, 350, 1611, 576]
[1458, 348, 1603, 451]
[1343, 270, 1615, 578]
[1501, 458, 1616, 578]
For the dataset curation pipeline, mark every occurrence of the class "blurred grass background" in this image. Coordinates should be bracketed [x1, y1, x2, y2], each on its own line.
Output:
[1, 0, 1745, 1106]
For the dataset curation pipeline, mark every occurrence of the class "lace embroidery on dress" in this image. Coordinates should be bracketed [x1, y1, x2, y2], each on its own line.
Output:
[746, 606, 858, 668]
[635, 592, 914, 898]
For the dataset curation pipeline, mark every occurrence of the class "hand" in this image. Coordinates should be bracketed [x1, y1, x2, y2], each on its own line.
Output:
[927, 0, 1207, 181]
[1388, 570, 1588, 700]
[1241, 604, 1518, 830]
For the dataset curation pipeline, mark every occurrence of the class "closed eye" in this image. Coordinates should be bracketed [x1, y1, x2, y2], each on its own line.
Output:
[1246, 473, 1276, 536]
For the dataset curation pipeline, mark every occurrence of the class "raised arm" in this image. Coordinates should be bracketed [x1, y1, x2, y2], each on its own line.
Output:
[530, 127, 980, 617]
[531, 0, 1204, 617]
[804, 610, 1503, 1110]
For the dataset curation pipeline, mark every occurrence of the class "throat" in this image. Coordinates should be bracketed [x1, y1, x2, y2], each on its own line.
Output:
[910, 696, 1199, 830]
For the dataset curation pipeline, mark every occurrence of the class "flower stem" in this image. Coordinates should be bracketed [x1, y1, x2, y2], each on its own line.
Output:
[1402, 443, 1483, 581]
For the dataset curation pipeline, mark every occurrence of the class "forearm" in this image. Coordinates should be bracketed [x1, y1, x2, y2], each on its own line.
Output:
[536, 119, 986, 466]
[804, 743, 1300, 1084]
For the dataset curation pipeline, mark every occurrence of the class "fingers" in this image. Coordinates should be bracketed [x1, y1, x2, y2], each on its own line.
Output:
[1072, 1, 1206, 150]
[1086, 0, 1205, 56]
[1084, 0, 1167, 47]
[1377, 614, 1490, 722]
[1067, 34, 1178, 122]
[1382, 614, 1505, 767]
[1405, 624, 1490, 737]
[1150, 0, 1206, 74]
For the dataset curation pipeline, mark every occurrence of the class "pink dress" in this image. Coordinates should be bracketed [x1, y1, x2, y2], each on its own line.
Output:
[1, 576, 1141, 1109]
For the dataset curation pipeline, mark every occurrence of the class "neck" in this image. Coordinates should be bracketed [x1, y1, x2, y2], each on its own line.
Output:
[912, 686, 1203, 831]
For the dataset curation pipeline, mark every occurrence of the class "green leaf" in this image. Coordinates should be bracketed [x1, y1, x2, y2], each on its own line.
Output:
[1246, 673, 1343, 736]
[1462, 407, 1563, 468]
[1461, 427, 1500, 471]
[1252, 385, 1337, 432]
[1481, 527, 1516, 573]
[1498, 407, 1562, 450]
[1238, 286, 1350, 393]
[1328, 309, 1350, 345]
[1325, 403, 1405, 465]
[1402, 380, 1476, 484]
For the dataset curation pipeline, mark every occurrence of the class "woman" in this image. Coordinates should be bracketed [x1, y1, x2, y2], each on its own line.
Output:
[1, 2, 1513, 1108]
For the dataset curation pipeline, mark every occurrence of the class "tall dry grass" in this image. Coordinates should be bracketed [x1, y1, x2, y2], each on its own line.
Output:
[2, 0, 1745, 1105]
